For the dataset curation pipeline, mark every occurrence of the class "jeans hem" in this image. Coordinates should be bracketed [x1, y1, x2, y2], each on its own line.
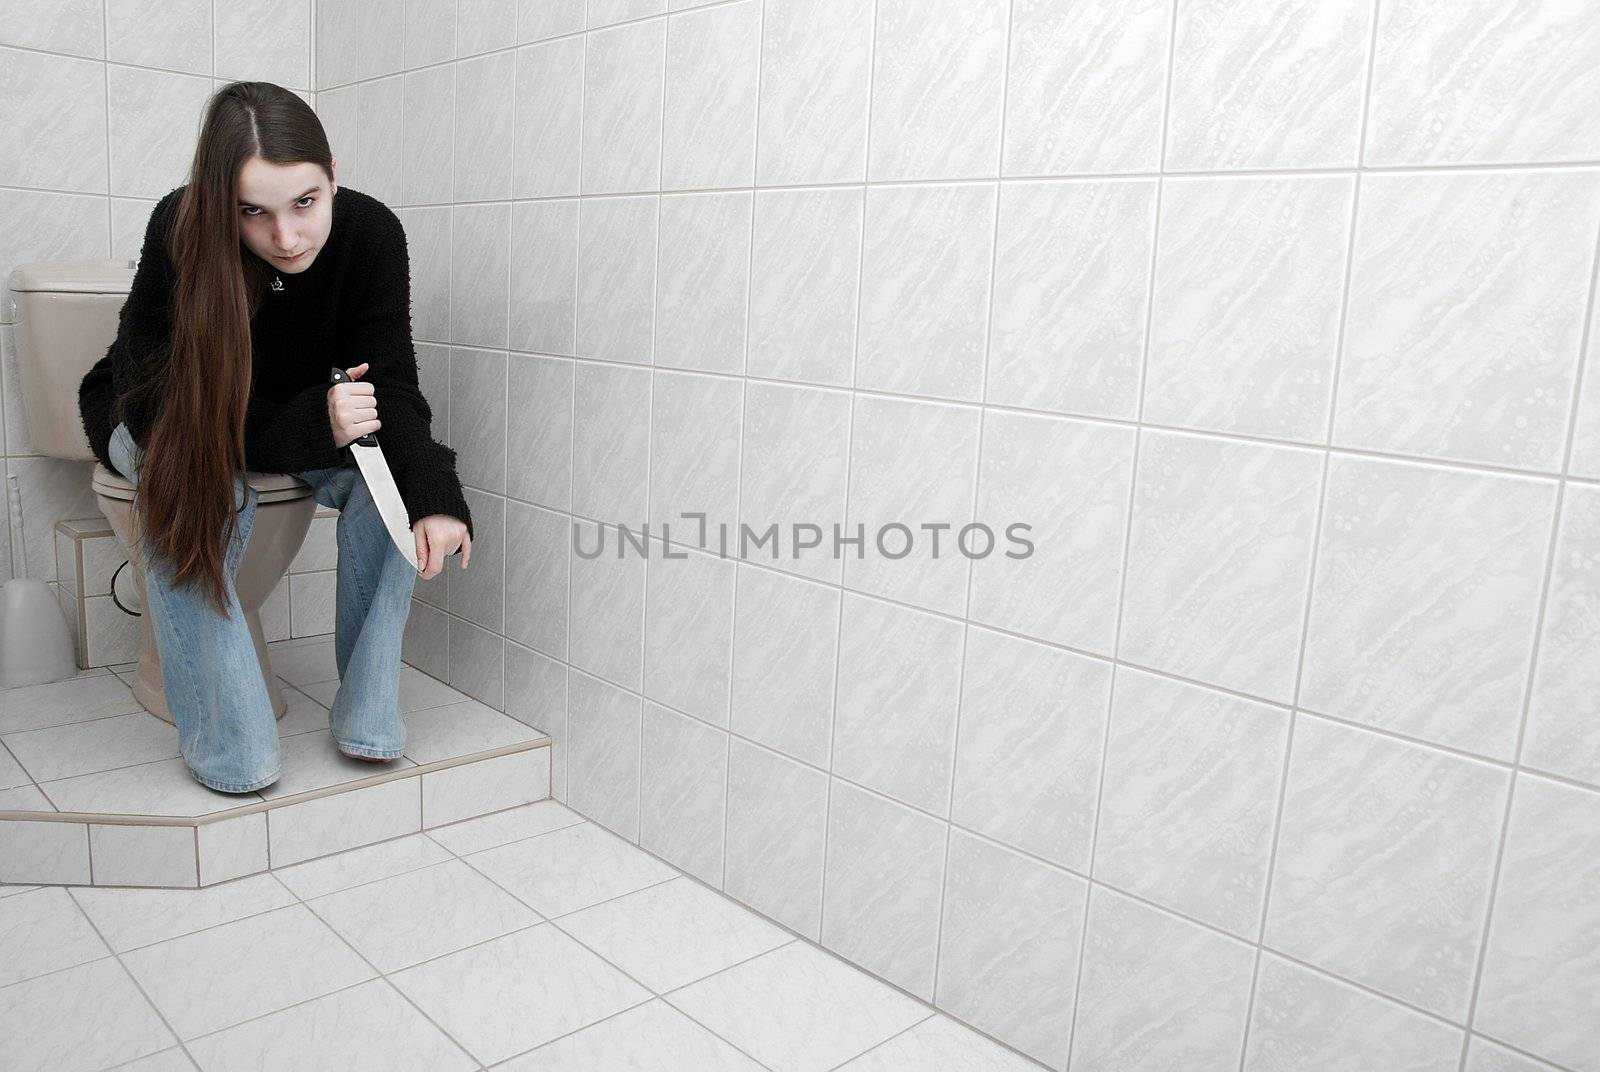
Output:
[192, 767, 281, 794]
[336, 741, 405, 761]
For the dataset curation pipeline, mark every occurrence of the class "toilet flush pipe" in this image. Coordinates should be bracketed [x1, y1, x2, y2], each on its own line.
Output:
[6, 472, 21, 579]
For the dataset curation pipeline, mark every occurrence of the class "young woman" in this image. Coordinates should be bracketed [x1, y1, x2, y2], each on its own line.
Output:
[77, 81, 472, 794]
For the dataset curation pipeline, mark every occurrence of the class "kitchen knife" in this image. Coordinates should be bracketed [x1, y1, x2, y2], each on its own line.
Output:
[328, 366, 423, 575]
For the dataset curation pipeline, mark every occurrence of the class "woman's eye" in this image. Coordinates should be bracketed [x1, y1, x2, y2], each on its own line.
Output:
[241, 197, 313, 217]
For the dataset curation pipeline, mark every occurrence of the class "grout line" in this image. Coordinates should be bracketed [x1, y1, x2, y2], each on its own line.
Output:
[502, 0, 517, 702]
[102, 1047, 201, 1070]
[446, 835, 780, 1068]
[443, 811, 1027, 1069]
[442, 28, 458, 690]
[1237, 3, 1383, 1065]
[61, 885, 208, 1068]
[101, 0, 113, 259]
[7, 270, 1600, 488]
[0, 44, 311, 94]
[721, 0, 765, 897]
[1064, 0, 1181, 1064]
[451, 802, 1043, 1071]
[817, 0, 879, 953]
[42, 820, 623, 1062]
[251, 872, 485, 1067]
[58, 880, 296, 959]
[1236, 204, 1339, 1069]
[816, 1017, 949, 1072]
[634, 6, 669, 848]
[189, 974, 474, 1066]
[0, 835, 581, 976]
[930, 0, 1014, 1009]
[562, 7, 586, 812]
[8, 160, 1600, 211]
[379, 349, 1600, 486]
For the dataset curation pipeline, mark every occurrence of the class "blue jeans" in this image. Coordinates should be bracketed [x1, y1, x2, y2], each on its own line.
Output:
[107, 421, 417, 793]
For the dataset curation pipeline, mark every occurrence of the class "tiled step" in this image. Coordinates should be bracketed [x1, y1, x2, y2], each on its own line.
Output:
[0, 639, 551, 890]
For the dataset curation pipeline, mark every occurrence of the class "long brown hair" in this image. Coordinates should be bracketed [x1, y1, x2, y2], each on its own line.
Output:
[123, 82, 333, 617]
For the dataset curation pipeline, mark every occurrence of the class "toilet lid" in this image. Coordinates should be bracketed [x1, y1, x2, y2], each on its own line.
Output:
[92, 463, 316, 504]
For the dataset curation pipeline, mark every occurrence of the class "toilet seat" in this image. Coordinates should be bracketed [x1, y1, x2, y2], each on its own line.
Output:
[87, 461, 322, 728]
[92, 463, 318, 504]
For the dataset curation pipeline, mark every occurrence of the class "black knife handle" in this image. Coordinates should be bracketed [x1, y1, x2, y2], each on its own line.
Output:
[329, 366, 378, 448]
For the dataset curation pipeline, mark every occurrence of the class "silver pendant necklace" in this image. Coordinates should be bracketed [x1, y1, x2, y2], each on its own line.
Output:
[270, 274, 284, 291]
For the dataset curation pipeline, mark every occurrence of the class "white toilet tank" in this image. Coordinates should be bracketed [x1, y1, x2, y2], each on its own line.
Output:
[5, 259, 135, 462]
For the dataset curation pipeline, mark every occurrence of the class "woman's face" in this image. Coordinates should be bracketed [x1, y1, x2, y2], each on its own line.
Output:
[235, 156, 337, 274]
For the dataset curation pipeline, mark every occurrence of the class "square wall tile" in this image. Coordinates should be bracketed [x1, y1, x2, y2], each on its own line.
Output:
[1165, 0, 1371, 170]
[969, 411, 1135, 656]
[951, 626, 1109, 873]
[1002, 0, 1169, 175]
[1365, 0, 1600, 165]
[987, 178, 1153, 421]
[1144, 175, 1352, 443]
[867, 0, 1006, 181]
[820, 779, 945, 1000]
[1264, 716, 1508, 1019]
[1118, 431, 1321, 703]
[1335, 170, 1600, 471]
[1070, 887, 1254, 1071]
[935, 828, 1086, 1069]
[1300, 455, 1555, 759]
[1094, 667, 1287, 938]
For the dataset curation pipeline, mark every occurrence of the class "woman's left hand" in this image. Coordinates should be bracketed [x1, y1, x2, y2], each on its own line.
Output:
[413, 514, 471, 580]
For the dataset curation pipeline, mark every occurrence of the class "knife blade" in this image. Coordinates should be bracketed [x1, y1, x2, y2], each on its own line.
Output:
[328, 366, 423, 575]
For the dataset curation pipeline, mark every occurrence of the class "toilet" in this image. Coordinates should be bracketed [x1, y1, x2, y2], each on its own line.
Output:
[7, 259, 319, 725]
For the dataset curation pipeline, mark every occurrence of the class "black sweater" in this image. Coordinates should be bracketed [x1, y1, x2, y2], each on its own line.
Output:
[78, 184, 473, 541]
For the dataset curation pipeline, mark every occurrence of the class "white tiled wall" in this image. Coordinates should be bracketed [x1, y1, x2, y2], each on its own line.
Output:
[354, 1, 1599, 1068]
[6, 0, 1600, 1069]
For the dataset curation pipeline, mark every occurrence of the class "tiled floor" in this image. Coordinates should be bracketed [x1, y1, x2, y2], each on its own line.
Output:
[0, 637, 541, 818]
[0, 799, 1043, 1072]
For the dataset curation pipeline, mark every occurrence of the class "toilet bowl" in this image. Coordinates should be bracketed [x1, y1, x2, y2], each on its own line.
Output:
[7, 257, 327, 725]
[91, 463, 319, 725]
